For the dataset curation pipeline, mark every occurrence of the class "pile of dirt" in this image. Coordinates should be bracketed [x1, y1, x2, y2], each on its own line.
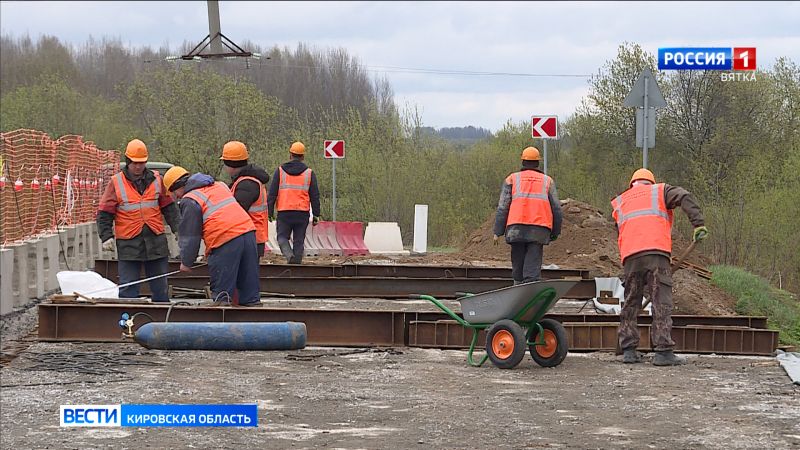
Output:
[459, 198, 736, 315]
[672, 269, 737, 315]
[459, 198, 623, 276]
[460, 198, 711, 276]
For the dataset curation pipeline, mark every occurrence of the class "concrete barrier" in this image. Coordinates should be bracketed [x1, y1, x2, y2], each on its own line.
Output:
[267, 221, 281, 255]
[315, 222, 343, 256]
[303, 222, 321, 257]
[363, 222, 409, 255]
[335, 222, 370, 256]
[1, 222, 102, 315]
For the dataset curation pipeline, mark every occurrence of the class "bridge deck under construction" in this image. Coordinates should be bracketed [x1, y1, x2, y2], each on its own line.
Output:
[37, 300, 777, 356]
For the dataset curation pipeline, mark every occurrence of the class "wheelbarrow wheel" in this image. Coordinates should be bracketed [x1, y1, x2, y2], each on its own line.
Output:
[485, 319, 526, 369]
[529, 318, 568, 368]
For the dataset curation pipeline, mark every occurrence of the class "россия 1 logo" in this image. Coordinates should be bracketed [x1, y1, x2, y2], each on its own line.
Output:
[658, 47, 757, 81]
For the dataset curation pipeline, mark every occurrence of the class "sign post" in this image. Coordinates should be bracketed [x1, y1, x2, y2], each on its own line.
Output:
[531, 115, 558, 174]
[623, 68, 666, 169]
[323, 140, 345, 221]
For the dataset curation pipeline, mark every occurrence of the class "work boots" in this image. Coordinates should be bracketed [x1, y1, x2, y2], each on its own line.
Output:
[279, 242, 293, 263]
[622, 348, 643, 364]
[652, 350, 686, 366]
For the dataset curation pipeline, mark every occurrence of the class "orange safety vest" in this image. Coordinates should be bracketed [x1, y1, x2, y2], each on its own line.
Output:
[505, 171, 553, 229]
[112, 171, 165, 239]
[611, 183, 674, 264]
[184, 182, 255, 254]
[276, 167, 311, 211]
[231, 176, 268, 244]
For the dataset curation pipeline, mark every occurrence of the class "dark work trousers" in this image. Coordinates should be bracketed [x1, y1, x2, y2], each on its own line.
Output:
[118, 257, 169, 302]
[618, 255, 675, 352]
[207, 231, 260, 305]
[257, 243, 266, 259]
[276, 215, 308, 264]
[510, 242, 544, 283]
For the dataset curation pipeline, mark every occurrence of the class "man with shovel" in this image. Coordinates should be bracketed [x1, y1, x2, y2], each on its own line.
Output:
[611, 168, 708, 366]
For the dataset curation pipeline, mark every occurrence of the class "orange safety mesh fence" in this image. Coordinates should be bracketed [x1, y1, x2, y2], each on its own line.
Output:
[0, 129, 119, 245]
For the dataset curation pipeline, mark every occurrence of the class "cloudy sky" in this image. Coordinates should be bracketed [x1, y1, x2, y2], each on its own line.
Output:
[2, 1, 798, 131]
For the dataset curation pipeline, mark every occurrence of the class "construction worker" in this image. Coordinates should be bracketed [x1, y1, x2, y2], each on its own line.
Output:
[612, 168, 708, 366]
[96, 139, 180, 302]
[493, 146, 562, 284]
[220, 140, 270, 258]
[266, 141, 321, 264]
[163, 166, 261, 307]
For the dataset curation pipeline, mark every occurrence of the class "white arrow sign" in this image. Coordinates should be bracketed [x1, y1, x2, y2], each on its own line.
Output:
[324, 140, 345, 159]
[531, 116, 558, 139]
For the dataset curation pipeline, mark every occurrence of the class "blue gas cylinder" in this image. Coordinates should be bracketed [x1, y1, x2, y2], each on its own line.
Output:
[133, 322, 307, 350]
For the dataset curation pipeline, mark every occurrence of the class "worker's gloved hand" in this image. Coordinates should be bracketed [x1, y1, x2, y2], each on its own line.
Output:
[312, 216, 320, 226]
[493, 235, 500, 246]
[102, 238, 114, 252]
[179, 263, 192, 273]
[692, 226, 709, 242]
[550, 233, 559, 242]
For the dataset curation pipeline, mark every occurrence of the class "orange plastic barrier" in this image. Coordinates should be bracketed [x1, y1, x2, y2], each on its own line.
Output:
[1, 129, 118, 244]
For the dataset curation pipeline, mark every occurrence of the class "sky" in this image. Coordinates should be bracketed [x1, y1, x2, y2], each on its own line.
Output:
[1, 1, 799, 132]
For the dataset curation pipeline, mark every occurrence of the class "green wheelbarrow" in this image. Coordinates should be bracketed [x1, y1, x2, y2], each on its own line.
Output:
[411, 279, 577, 369]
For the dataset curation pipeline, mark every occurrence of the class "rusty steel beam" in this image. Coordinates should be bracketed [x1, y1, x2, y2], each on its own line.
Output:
[407, 321, 779, 356]
[38, 303, 774, 356]
[159, 276, 594, 299]
[93, 259, 590, 281]
[38, 303, 406, 346]
[92, 260, 595, 299]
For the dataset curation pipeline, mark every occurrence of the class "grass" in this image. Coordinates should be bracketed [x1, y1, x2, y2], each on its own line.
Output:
[711, 265, 800, 346]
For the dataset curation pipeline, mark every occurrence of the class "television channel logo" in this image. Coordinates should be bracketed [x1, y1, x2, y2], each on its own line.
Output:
[658, 47, 756, 71]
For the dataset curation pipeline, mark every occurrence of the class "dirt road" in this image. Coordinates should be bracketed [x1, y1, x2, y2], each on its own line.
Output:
[1, 342, 798, 449]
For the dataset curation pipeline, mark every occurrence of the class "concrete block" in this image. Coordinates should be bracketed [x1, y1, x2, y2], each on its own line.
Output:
[0, 248, 15, 315]
[32, 239, 46, 298]
[43, 234, 60, 291]
[11, 243, 30, 308]
[363, 222, 409, 255]
[62, 226, 78, 269]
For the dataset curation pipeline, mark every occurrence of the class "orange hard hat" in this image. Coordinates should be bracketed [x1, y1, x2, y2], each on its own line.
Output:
[521, 146, 541, 161]
[163, 166, 189, 192]
[630, 168, 656, 186]
[125, 139, 148, 162]
[290, 141, 305, 155]
[220, 141, 249, 161]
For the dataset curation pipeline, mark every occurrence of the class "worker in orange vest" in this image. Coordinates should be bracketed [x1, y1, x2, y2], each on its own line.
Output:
[220, 140, 270, 258]
[611, 168, 708, 366]
[163, 166, 261, 307]
[266, 141, 321, 264]
[97, 139, 180, 302]
[493, 147, 563, 284]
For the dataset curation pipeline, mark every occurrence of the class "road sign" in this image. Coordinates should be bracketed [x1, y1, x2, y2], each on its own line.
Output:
[624, 68, 666, 168]
[623, 68, 666, 108]
[324, 140, 345, 159]
[531, 116, 558, 139]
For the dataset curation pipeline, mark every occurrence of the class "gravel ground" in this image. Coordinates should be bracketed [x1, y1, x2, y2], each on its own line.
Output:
[1, 342, 798, 449]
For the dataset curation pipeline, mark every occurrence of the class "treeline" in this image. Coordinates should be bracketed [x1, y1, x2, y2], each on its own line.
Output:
[419, 126, 493, 142]
[1, 36, 798, 292]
